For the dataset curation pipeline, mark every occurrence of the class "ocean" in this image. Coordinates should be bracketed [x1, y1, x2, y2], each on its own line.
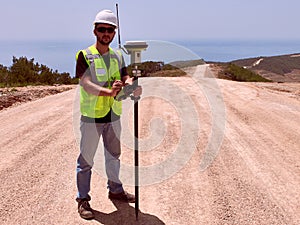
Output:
[1, 39, 300, 76]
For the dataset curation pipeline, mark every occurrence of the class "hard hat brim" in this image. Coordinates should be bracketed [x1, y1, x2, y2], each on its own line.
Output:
[94, 20, 117, 28]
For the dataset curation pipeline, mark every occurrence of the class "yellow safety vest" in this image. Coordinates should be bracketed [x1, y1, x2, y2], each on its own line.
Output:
[76, 45, 123, 118]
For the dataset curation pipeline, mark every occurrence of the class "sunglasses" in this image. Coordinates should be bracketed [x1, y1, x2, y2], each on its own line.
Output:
[96, 27, 115, 34]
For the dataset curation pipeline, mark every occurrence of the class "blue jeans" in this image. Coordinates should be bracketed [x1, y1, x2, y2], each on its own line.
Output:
[76, 120, 124, 199]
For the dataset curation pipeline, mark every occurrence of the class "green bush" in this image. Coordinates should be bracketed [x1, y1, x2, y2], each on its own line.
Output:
[127, 61, 187, 77]
[225, 63, 272, 82]
[0, 56, 77, 87]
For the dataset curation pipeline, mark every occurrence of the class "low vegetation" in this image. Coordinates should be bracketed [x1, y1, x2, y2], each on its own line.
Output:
[232, 53, 300, 75]
[127, 61, 185, 77]
[3, 54, 287, 86]
[214, 63, 272, 82]
[169, 59, 205, 68]
[127, 59, 205, 77]
[0, 56, 78, 87]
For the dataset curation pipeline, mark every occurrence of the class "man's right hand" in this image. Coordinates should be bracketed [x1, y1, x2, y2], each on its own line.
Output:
[110, 80, 123, 97]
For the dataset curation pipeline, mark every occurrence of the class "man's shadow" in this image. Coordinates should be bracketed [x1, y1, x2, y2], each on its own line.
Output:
[93, 200, 165, 225]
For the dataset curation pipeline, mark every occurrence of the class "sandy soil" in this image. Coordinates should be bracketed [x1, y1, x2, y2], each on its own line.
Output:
[0, 65, 299, 224]
[0, 85, 75, 110]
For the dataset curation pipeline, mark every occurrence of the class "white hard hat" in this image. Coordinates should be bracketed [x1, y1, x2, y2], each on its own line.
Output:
[93, 10, 118, 27]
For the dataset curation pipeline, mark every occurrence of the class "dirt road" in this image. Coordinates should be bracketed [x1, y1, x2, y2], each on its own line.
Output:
[0, 65, 299, 224]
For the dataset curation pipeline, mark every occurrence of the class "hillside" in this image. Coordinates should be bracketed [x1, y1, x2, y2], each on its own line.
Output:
[153, 53, 300, 83]
[231, 53, 300, 82]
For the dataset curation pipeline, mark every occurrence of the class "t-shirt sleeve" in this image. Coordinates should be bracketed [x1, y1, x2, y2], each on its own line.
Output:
[75, 51, 90, 78]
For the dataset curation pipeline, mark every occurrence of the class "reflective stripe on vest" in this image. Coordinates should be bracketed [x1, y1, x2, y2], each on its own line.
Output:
[78, 45, 122, 118]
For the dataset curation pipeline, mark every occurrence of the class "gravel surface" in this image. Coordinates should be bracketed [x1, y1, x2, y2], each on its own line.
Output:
[0, 65, 299, 224]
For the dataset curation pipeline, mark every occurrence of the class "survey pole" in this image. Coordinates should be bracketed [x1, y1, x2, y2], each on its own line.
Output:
[124, 41, 148, 220]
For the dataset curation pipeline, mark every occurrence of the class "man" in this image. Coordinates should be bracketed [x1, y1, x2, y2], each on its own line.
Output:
[75, 9, 141, 220]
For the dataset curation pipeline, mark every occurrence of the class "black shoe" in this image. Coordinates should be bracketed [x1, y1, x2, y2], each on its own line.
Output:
[108, 191, 135, 203]
[76, 196, 95, 220]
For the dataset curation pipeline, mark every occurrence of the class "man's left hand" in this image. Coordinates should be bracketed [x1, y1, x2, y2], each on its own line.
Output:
[133, 85, 142, 97]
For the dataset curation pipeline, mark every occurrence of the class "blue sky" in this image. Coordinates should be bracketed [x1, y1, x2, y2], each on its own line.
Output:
[1, 0, 299, 42]
[1, 0, 300, 74]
